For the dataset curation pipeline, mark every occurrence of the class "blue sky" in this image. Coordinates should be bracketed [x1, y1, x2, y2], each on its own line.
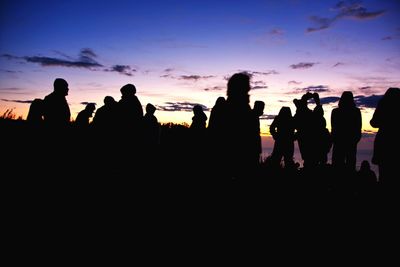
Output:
[1, 0, 399, 134]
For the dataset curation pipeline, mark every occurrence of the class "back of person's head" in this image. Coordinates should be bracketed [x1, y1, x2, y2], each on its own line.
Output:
[104, 96, 116, 106]
[253, 100, 265, 116]
[227, 73, 250, 100]
[293, 98, 306, 109]
[146, 103, 156, 114]
[279, 106, 292, 118]
[120, 84, 136, 96]
[339, 91, 355, 109]
[27, 98, 44, 122]
[193, 105, 204, 115]
[53, 78, 69, 95]
[385, 87, 400, 97]
[215, 96, 226, 106]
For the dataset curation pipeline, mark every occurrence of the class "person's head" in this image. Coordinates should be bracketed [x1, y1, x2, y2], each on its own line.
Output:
[215, 96, 226, 106]
[146, 103, 156, 114]
[193, 105, 204, 115]
[227, 73, 250, 101]
[293, 98, 306, 110]
[383, 87, 400, 100]
[339, 91, 355, 109]
[253, 100, 265, 116]
[279, 106, 292, 118]
[85, 103, 96, 114]
[53, 78, 69, 96]
[104, 96, 116, 106]
[120, 84, 136, 96]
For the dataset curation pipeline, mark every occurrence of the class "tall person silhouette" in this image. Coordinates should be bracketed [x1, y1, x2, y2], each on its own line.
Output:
[41, 78, 71, 175]
[118, 83, 143, 131]
[43, 78, 71, 128]
[270, 106, 295, 168]
[117, 83, 144, 171]
[223, 72, 255, 179]
[331, 91, 361, 171]
[370, 87, 400, 189]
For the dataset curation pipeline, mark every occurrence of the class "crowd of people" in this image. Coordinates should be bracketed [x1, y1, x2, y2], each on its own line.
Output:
[2, 73, 399, 200]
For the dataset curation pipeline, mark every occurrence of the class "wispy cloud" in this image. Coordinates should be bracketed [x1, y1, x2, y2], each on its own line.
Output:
[160, 72, 216, 81]
[104, 65, 137, 76]
[2, 49, 141, 77]
[203, 86, 225, 92]
[0, 69, 22, 74]
[1, 98, 33, 104]
[290, 62, 318, 69]
[156, 102, 209, 112]
[1, 54, 20, 60]
[178, 75, 215, 81]
[23, 48, 103, 69]
[295, 85, 331, 93]
[333, 62, 345, 67]
[251, 80, 268, 90]
[288, 80, 302, 85]
[307, 0, 385, 33]
[238, 69, 279, 77]
[80, 102, 97, 106]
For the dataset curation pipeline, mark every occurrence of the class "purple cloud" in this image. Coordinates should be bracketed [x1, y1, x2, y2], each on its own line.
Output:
[157, 102, 209, 112]
[307, 0, 385, 33]
[290, 62, 318, 69]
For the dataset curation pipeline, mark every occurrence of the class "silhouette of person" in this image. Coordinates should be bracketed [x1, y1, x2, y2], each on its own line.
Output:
[75, 103, 96, 128]
[190, 105, 207, 131]
[207, 96, 227, 176]
[117, 83, 144, 170]
[370, 87, 400, 188]
[252, 100, 265, 167]
[117, 83, 143, 130]
[223, 72, 255, 179]
[312, 93, 332, 166]
[208, 96, 226, 133]
[92, 96, 119, 174]
[270, 106, 295, 168]
[331, 91, 362, 171]
[43, 78, 71, 128]
[92, 96, 118, 129]
[143, 103, 160, 147]
[27, 98, 44, 126]
[293, 92, 331, 168]
[188, 104, 208, 175]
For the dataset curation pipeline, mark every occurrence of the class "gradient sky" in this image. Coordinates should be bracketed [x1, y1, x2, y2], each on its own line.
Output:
[1, 0, 399, 138]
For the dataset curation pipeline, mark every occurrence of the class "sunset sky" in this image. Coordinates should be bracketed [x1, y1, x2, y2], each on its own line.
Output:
[1, 0, 399, 141]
